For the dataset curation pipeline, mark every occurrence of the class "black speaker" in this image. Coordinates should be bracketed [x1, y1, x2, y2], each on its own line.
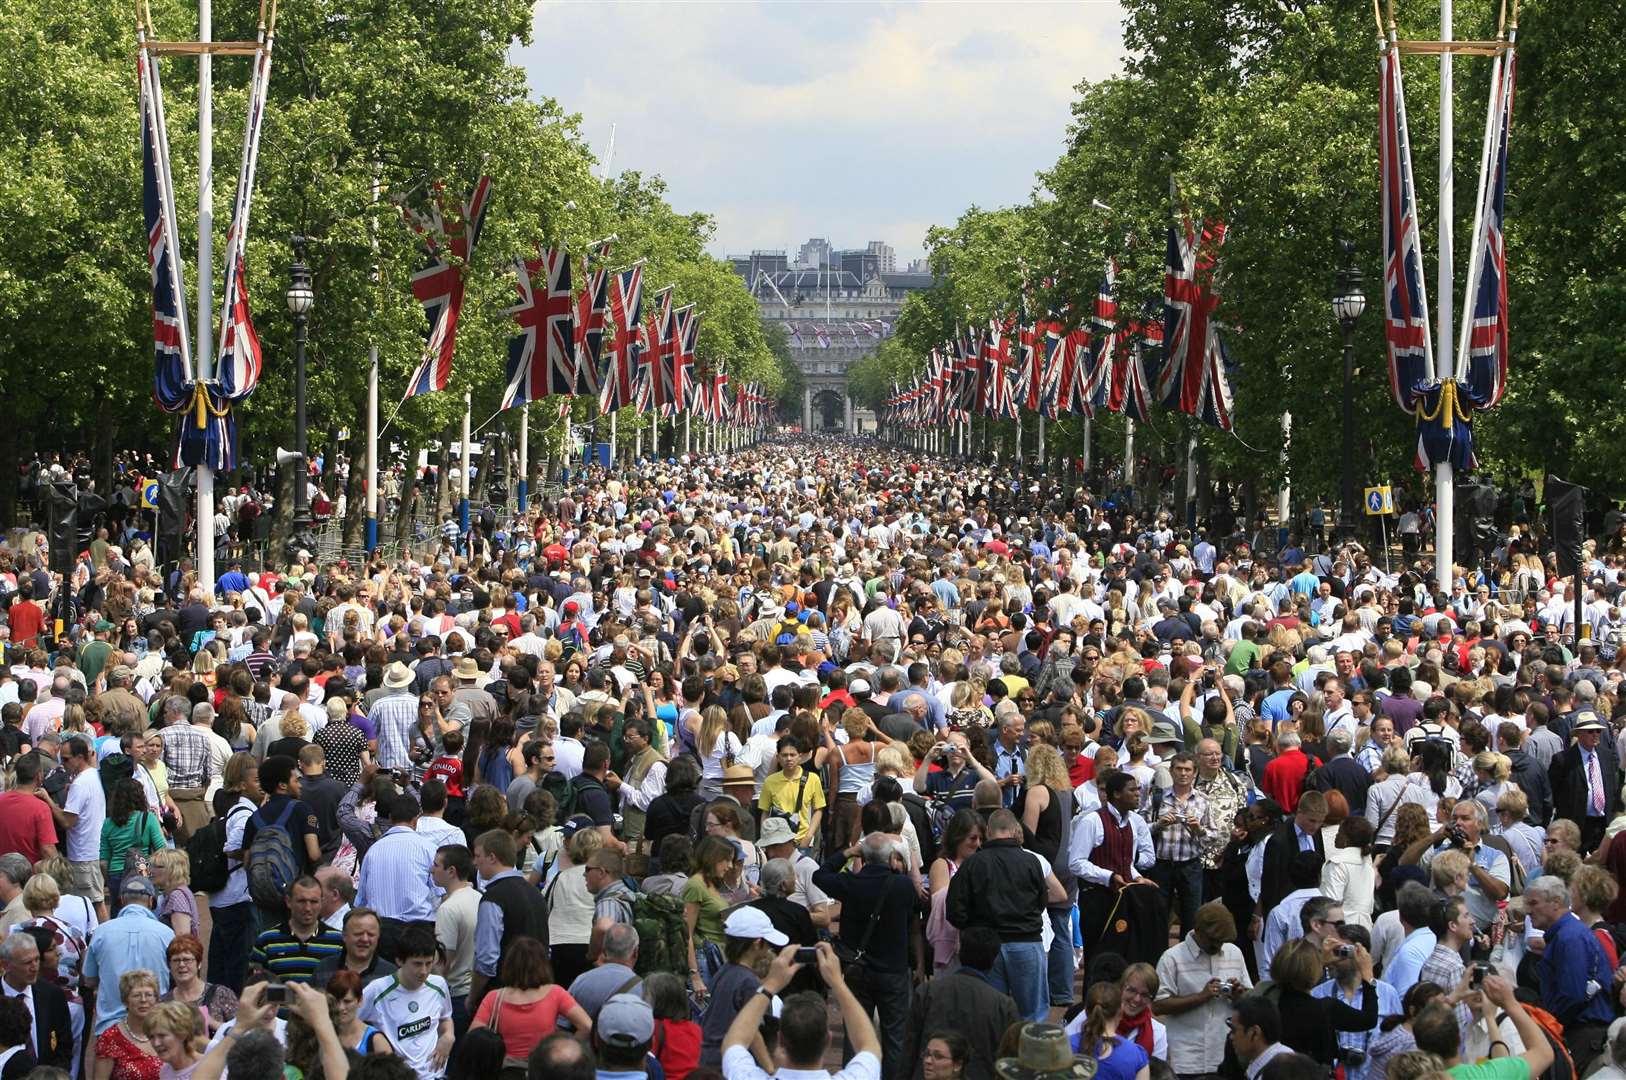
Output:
[44, 482, 78, 569]
[157, 469, 193, 562]
[1549, 476, 1586, 578]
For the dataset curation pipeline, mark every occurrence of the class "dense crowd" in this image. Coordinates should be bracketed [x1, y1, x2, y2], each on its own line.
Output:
[2, 436, 1626, 1080]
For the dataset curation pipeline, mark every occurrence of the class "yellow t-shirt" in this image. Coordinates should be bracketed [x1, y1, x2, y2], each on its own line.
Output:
[758, 768, 827, 846]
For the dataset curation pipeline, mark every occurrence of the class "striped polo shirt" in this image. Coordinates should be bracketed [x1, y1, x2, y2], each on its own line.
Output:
[250, 921, 344, 983]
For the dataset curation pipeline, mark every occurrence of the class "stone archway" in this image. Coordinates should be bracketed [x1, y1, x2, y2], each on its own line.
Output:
[800, 379, 855, 433]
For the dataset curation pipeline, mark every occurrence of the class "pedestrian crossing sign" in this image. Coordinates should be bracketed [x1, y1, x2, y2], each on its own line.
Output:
[1364, 485, 1394, 515]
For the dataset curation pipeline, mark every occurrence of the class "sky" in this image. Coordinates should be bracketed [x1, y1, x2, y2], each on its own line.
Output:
[516, 1, 1129, 265]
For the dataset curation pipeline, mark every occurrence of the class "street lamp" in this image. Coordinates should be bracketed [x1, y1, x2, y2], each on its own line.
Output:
[1332, 238, 1367, 542]
[285, 236, 316, 560]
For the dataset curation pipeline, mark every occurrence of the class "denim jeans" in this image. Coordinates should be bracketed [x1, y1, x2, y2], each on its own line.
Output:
[993, 939, 1050, 1021]
[1150, 856, 1204, 937]
[1047, 908, 1077, 1005]
[848, 967, 912, 1080]
[208, 901, 255, 993]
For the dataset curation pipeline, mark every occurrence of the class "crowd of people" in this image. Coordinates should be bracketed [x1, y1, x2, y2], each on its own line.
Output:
[1, 436, 1625, 1080]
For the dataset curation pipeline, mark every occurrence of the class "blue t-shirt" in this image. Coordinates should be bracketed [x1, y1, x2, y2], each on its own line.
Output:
[1073, 1035, 1148, 1080]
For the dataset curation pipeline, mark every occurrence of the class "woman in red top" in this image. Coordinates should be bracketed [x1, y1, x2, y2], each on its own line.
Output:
[93, 971, 163, 1080]
[470, 938, 592, 1063]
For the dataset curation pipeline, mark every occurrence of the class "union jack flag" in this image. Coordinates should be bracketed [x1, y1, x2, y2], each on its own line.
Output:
[1039, 321, 1069, 419]
[402, 175, 492, 398]
[1107, 319, 1161, 423]
[1380, 42, 1434, 410]
[599, 265, 643, 414]
[501, 247, 574, 410]
[639, 286, 674, 413]
[141, 37, 193, 415]
[1073, 260, 1118, 413]
[572, 242, 612, 397]
[1160, 212, 1235, 430]
[213, 32, 272, 401]
[983, 319, 1017, 419]
[1017, 321, 1043, 413]
[672, 305, 699, 411]
[1458, 37, 1515, 410]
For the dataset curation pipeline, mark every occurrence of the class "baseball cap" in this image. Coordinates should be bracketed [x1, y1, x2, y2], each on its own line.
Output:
[120, 875, 157, 899]
[849, 678, 872, 696]
[597, 994, 655, 1048]
[722, 906, 789, 946]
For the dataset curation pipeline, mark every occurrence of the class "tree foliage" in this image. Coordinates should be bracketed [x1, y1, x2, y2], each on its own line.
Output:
[880, 0, 1610, 500]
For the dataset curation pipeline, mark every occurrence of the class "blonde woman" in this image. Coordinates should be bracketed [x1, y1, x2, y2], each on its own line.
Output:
[543, 825, 602, 990]
[1471, 752, 1515, 820]
[16, 872, 88, 989]
[946, 679, 991, 731]
[692, 705, 742, 801]
[146, 850, 196, 938]
[94, 970, 163, 1080]
[145, 1000, 204, 1080]
[265, 708, 311, 761]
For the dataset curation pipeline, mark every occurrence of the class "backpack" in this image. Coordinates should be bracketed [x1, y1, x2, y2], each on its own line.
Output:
[539, 770, 574, 816]
[186, 804, 251, 893]
[245, 801, 301, 907]
[773, 619, 801, 647]
[557, 621, 587, 658]
[621, 888, 691, 978]
[99, 752, 136, 800]
[1502, 1005, 1575, 1080]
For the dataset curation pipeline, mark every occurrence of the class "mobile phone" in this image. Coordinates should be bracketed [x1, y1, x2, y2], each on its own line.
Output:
[1471, 963, 1489, 988]
[265, 983, 288, 1005]
[794, 947, 819, 966]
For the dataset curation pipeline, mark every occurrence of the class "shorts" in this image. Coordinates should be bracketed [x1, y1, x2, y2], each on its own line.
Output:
[69, 860, 104, 903]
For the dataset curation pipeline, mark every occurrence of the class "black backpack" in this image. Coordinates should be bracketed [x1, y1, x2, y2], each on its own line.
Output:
[187, 804, 252, 893]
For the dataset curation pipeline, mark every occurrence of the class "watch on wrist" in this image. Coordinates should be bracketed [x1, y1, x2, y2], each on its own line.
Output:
[756, 985, 777, 1001]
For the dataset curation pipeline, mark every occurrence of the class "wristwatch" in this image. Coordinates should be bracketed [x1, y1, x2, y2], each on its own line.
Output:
[756, 986, 777, 1002]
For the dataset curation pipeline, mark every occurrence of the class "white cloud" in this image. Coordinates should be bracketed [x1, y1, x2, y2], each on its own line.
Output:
[517, 1, 1127, 262]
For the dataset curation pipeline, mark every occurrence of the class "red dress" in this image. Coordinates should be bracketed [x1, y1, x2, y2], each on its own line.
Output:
[95, 1024, 161, 1080]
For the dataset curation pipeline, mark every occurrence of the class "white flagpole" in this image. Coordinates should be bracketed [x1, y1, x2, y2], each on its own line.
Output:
[609, 411, 618, 466]
[195, 0, 215, 593]
[366, 348, 378, 552]
[517, 403, 529, 511]
[1434, 0, 1456, 593]
[459, 390, 472, 536]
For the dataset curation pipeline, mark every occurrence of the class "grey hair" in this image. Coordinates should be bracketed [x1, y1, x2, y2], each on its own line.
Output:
[759, 858, 796, 897]
[859, 832, 903, 868]
[1524, 875, 1570, 908]
[1456, 798, 1489, 830]
[226, 1030, 285, 1080]
[600, 922, 639, 962]
[1277, 731, 1302, 751]
[190, 701, 215, 724]
[1326, 728, 1353, 755]
[0, 933, 38, 961]
[0, 853, 31, 889]
[163, 696, 188, 718]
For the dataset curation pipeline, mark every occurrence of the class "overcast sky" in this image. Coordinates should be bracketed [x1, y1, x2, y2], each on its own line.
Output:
[516, 1, 1128, 265]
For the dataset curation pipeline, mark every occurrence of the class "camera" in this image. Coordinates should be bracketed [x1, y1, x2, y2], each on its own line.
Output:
[1471, 963, 1490, 988]
[794, 947, 819, 966]
[1447, 825, 1467, 847]
[1333, 944, 1356, 959]
[1340, 1049, 1368, 1069]
[265, 982, 288, 1005]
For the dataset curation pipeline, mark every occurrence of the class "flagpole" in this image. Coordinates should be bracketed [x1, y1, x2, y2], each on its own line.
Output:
[459, 390, 471, 539]
[1037, 415, 1046, 473]
[517, 402, 529, 512]
[365, 347, 378, 552]
[1434, 0, 1456, 592]
[609, 410, 618, 465]
[195, 0, 215, 593]
[1081, 417, 1092, 476]
[1124, 419, 1135, 501]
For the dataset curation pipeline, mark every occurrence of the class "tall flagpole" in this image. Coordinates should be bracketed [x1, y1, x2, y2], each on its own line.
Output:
[1123, 419, 1135, 502]
[459, 390, 471, 537]
[365, 348, 378, 552]
[517, 403, 529, 512]
[1434, 0, 1456, 592]
[195, 0, 215, 593]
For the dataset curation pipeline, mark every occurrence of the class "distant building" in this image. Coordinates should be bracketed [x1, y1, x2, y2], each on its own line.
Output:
[729, 238, 935, 433]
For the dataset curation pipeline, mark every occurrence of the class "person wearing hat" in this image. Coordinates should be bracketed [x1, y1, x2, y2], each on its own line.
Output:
[450, 656, 498, 723]
[1548, 709, 1620, 854]
[368, 661, 421, 773]
[81, 875, 174, 1034]
[719, 942, 880, 1080]
[77, 620, 116, 688]
[1151, 901, 1252, 1077]
[991, 1022, 1097, 1080]
[592, 991, 666, 1080]
[698, 907, 789, 1070]
[756, 816, 834, 928]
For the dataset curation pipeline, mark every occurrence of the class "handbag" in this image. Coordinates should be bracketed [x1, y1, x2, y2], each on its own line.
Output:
[830, 890, 885, 990]
[489, 991, 534, 1080]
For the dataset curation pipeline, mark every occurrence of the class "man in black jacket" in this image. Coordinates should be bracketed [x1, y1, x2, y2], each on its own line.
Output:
[1255, 789, 1326, 919]
[1499, 723, 1553, 825]
[945, 809, 1064, 1022]
[1548, 711, 1620, 854]
[901, 926, 1021, 1080]
[3, 929, 74, 1071]
[1306, 729, 1370, 816]
[813, 832, 917, 1080]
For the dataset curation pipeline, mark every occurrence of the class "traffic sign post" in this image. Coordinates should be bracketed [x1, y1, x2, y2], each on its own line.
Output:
[1364, 484, 1393, 575]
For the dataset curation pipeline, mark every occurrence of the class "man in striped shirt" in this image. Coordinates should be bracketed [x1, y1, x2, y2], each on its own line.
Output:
[249, 876, 343, 983]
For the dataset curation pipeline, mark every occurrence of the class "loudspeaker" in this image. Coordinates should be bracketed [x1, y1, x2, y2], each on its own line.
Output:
[44, 482, 77, 569]
[276, 447, 304, 467]
[1549, 476, 1586, 578]
[156, 469, 193, 560]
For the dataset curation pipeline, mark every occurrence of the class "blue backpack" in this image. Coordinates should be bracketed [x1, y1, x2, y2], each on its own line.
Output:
[245, 802, 300, 908]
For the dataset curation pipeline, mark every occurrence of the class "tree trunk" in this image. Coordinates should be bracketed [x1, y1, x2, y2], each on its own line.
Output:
[433, 424, 454, 516]
[94, 393, 115, 502]
[268, 458, 297, 562]
[394, 444, 420, 541]
[342, 419, 366, 550]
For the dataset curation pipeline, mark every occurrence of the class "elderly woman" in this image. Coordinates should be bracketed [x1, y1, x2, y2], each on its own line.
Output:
[15, 871, 89, 991]
[94, 970, 164, 1080]
[159, 936, 236, 1037]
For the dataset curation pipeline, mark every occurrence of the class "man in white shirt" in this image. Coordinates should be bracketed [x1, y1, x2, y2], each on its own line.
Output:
[356, 794, 440, 962]
[1155, 903, 1253, 1077]
[431, 845, 480, 1036]
[39, 736, 107, 922]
